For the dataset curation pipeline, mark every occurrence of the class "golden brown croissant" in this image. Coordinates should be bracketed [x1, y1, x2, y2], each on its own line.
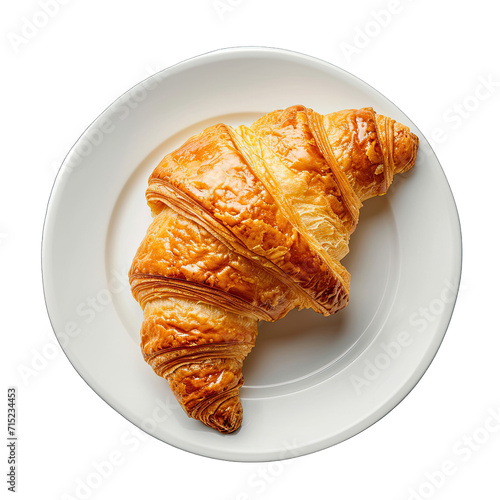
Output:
[129, 105, 418, 433]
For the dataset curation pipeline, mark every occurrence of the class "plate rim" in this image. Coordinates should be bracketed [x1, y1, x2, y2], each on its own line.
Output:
[41, 45, 463, 462]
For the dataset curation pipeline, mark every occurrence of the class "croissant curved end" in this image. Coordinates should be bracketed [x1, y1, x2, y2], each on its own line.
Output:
[393, 122, 419, 174]
[203, 395, 243, 434]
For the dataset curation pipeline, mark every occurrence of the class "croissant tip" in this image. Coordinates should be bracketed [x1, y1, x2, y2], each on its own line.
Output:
[394, 125, 419, 175]
[206, 396, 243, 434]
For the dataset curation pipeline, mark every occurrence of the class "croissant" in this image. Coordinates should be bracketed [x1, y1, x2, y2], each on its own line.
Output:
[129, 105, 418, 433]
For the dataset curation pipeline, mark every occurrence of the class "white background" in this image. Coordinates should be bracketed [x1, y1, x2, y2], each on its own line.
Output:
[2, 0, 499, 499]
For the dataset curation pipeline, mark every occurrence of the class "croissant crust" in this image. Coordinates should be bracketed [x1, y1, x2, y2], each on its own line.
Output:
[130, 105, 418, 432]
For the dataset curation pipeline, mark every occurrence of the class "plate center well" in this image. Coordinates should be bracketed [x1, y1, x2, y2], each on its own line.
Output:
[106, 113, 400, 401]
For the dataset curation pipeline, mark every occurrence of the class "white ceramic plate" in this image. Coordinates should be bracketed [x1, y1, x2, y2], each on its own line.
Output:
[42, 47, 461, 462]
